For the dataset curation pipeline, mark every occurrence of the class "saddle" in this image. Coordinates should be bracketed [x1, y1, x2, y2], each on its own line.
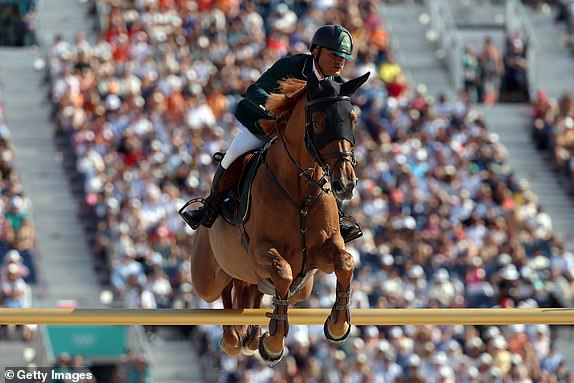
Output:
[219, 150, 263, 229]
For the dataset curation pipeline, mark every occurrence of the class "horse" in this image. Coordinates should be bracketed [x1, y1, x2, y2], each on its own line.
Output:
[188, 71, 370, 364]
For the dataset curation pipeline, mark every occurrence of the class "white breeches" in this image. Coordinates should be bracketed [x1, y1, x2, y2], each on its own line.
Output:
[221, 125, 266, 169]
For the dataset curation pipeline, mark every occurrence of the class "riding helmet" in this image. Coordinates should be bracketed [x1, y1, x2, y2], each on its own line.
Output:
[310, 24, 354, 60]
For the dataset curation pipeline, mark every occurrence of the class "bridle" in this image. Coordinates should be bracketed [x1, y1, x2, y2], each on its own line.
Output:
[257, 92, 357, 296]
[304, 95, 357, 178]
[262, 93, 357, 195]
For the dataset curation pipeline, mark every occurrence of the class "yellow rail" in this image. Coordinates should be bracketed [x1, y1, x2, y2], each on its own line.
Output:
[0, 308, 573, 325]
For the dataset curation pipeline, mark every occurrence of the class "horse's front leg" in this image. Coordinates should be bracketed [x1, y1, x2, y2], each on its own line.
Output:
[324, 245, 354, 342]
[250, 241, 293, 364]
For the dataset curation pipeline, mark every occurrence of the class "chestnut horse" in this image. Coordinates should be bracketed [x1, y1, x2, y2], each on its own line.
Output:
[189, 72, 369, 363]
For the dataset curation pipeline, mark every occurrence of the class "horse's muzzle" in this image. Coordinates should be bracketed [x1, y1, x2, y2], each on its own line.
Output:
[332, 177, 357, 201]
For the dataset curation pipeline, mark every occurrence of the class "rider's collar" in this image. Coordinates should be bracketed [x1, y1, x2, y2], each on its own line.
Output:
[312, 59, 325, 80]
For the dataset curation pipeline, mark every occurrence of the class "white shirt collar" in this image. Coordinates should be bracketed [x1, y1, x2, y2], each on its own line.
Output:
[312, 58, 324, 80]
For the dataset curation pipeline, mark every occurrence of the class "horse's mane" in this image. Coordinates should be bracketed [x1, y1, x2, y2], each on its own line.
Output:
[261, 78, 307, 136]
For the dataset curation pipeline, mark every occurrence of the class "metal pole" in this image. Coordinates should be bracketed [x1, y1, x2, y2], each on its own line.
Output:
[0, 308, 573, 325]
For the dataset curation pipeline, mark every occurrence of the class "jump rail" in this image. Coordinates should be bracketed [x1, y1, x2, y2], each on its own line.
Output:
[0, 308, 573, 325]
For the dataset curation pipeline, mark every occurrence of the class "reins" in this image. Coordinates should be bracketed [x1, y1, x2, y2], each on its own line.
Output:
[256, 92, 358, 295]
[260, 120, 328, 283]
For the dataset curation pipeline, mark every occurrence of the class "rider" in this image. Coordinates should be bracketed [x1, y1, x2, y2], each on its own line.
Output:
[181, 24, 363, 243]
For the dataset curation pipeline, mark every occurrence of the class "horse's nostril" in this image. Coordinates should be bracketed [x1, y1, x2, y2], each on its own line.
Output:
[333, 180, 344, 192]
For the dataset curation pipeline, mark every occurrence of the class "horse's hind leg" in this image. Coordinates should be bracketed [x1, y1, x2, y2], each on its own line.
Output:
[240, 284, 263, 355]
[191, 227, 232, 303]
[219, 281, 242, 356]
[191, 228, 238, 354]
[324, 246, 354, 342]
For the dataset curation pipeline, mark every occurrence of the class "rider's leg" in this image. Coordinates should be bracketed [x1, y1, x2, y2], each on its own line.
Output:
[220, 125, 266, 169]
[337, 201, 363, 243]
[181, 126, 266, 229]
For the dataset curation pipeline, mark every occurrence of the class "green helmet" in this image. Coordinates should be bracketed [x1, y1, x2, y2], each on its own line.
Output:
[310, 24, 354, 60]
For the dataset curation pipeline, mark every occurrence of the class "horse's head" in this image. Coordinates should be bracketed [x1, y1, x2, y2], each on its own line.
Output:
[305, 72, 370, 201]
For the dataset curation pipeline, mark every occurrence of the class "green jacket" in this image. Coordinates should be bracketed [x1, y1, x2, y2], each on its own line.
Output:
[234, 53, 343, 136]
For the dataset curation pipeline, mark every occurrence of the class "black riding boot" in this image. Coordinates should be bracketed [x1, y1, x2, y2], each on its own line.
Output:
[339, 212, 363, 243]
[180, 164, 226, 230]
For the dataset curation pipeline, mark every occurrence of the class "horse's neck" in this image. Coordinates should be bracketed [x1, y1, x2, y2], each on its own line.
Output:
[284, 100, 312, 164]
[267, 99, 322, 198]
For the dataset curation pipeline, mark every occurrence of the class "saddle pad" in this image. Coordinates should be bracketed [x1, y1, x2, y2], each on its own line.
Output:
[221, 152, 263, 227]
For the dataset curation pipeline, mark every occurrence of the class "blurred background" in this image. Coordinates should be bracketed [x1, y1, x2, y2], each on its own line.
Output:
[0, 0, 574, 382]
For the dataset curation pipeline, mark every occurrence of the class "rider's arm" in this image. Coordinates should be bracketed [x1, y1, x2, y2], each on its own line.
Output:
[245, 56, 296, 110]
[235, 55, 303, 135]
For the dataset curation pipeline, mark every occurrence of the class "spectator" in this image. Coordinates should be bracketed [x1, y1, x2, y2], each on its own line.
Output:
[145, 260, 173, 309]
[1, 263, 29, 308]
[5, 195, 35, 251]
[128, 353, 152, 383]
[0, 249, 30, 284]
[502, 38, 529, 102]
[124, 273, 156, 309]
[479, 36, 504, 105]
[463, 45, 483, 103]
[110, 244, 145, 295]
[379, 50, 407, 98]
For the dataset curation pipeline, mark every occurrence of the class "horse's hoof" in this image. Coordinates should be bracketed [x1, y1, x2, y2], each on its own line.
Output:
[219, 337, 241, 356]
[241, 345, 257, 356]
[257, 332, 284, 365]
[241, 326, 260, 355]
[323, 317, 351, 343]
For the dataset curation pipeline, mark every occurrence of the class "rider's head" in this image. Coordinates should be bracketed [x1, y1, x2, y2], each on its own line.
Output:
[310, 25, 354, 77]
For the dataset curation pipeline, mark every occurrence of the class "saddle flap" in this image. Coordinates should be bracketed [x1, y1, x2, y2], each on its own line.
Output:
[219, 152, 252, 192]
[220, 151, 262, 227]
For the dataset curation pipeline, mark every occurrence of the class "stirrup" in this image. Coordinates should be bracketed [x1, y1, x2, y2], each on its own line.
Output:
[342, 226, 363, 243]
[339, 213, 363, 243]
[179, 198, 208, 230]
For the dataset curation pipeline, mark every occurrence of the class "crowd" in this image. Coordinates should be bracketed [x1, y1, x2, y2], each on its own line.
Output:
[531, 90, 574, 192]
[0, 0, 37, 47]
[50, 351, 151, 383]
[555, 0, 574, 52]
[462, 34, 529, 105]
[0, 103, 37, 341]
[45, 0, 574, 382]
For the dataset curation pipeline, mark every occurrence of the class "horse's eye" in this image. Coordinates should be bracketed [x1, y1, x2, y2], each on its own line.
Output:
[312, 112, 326, 135]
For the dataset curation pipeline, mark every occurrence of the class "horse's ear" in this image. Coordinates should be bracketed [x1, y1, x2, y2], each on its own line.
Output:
[340, 72, 370, 96]
[307, 73, 320, 98]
